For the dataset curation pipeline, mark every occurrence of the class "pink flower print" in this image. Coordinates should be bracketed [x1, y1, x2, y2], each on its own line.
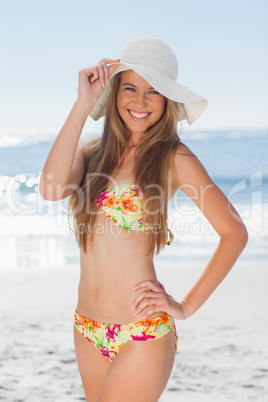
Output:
[105, 325, 119, 342]
[96, 345, 116, 361]
[131, 185, 143, 197]
[112, 324, 122, 332]
[130, 331, 156, 341]
[96, 191, 110, 208]
[85, 336, 94, 346]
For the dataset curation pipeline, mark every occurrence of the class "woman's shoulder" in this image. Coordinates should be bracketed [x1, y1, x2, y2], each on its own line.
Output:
[172, 142, 211, 190]
[174, 142, 196, 157]
[80, 136, 101, 149]
[79, 136, 101, 156]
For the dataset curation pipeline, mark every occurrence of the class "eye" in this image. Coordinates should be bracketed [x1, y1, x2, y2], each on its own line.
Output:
[149, 90, 160, 95]
[125, 87, 136, 92]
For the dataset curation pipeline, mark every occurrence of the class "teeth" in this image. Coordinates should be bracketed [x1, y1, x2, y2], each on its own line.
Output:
[129, 110, 150, 119]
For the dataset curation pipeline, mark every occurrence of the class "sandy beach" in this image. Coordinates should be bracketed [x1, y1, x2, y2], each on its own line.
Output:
[1, 259, 267, 401]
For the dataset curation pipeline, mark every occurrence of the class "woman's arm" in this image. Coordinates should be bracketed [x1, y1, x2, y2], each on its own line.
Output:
[173, 145, 248, 318]
[132, 144, 248, 320]
[39, 100, 92, 201]
[39, 59, 120, 201]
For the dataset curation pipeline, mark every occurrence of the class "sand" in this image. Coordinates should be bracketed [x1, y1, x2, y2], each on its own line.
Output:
[0, 259, 267, 401]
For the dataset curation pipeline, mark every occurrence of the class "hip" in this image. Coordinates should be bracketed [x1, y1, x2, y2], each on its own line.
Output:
[73, 305, 178, 362]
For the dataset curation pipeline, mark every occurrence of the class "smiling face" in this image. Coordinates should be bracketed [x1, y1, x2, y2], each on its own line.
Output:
[116, 70, 166, 140]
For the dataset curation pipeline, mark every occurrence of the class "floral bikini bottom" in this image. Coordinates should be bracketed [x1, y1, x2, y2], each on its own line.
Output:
[74, 306, 178, 362]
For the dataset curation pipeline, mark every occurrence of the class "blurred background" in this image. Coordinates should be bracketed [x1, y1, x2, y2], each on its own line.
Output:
[0, 1, 267, 401]
[0, 0, 267, 270]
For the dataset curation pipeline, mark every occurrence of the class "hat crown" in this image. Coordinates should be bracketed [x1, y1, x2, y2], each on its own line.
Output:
[118, 37, 178, 81]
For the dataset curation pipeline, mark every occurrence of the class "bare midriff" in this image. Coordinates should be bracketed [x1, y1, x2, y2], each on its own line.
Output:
[76, 205, 166, 325]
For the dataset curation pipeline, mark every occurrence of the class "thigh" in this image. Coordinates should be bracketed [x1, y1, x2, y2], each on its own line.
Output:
[97, 331, 176, 402]
[73, 325, 111, 402]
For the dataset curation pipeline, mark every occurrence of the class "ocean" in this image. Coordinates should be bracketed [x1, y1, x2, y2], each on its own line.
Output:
[0, 128, 267, 270]
[1, 129, 268, 402]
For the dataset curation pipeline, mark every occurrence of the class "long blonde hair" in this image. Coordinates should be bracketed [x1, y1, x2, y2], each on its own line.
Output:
[68, 72, 181, 255]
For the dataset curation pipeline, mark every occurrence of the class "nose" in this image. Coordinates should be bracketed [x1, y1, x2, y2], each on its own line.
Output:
[134, 92, 147, 108]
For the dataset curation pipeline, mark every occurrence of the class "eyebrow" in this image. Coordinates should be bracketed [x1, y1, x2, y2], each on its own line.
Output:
[122, 83, 155, 90]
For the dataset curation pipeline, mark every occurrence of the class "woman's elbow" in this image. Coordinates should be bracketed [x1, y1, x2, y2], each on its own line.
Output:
[241, 224, 249, 247]
[221, 221, 249, 250]
[232, 222, 249, 249]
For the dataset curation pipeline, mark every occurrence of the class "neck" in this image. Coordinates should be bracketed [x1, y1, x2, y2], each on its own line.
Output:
[128, 132, 143, 148]
[127, 143, 138, 148]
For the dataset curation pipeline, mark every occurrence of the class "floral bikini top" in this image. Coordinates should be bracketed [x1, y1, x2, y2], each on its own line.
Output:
[95, 182, 174, 246]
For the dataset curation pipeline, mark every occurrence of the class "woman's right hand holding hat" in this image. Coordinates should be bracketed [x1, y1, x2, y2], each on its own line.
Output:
[77, 58, 120, 110]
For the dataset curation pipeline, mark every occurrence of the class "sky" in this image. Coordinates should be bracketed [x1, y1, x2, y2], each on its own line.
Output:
[0, 0, 267, 135]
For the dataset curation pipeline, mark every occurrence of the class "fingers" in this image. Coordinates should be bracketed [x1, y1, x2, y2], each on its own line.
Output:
[132, 290, 161, 309]
[87, 63, 107, 87]
[109, 62, 121, 76]
[131, 280, 168, 319]
[132, 279, 162, 292]
[97, 59, 120, 86]
[79, 59, 120, 88]
[88, 68, 99, 84]
[133, 297, 163, 317]
[98, 58, 120, 64]
[158, 280, 166, 291]
[97, 63, 107, 87]
[139, 307, 161, 320]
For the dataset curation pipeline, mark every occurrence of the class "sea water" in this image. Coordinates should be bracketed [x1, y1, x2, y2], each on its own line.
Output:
[0, 129, 267, 269]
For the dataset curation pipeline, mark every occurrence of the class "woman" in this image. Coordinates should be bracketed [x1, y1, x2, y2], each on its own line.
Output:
[39, 37, 248, 401]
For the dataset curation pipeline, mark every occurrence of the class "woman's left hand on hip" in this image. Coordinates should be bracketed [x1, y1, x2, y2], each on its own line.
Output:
[131, 280, 185, 320]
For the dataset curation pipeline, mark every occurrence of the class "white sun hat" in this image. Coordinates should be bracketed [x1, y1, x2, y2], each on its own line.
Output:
[90, 37, 208, 125]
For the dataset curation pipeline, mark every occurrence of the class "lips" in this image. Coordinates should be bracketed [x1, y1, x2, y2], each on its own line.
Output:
[127, 109, 151, 121]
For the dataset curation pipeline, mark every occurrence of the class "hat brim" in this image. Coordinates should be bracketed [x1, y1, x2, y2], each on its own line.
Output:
[90, 63, 208, 125]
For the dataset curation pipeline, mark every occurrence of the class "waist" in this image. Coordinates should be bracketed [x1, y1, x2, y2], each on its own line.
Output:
[77, 262, 164, 324]
[74, 305, 172, 327]
[78, 231, 160, 323]
[76, 297, 167, 325]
